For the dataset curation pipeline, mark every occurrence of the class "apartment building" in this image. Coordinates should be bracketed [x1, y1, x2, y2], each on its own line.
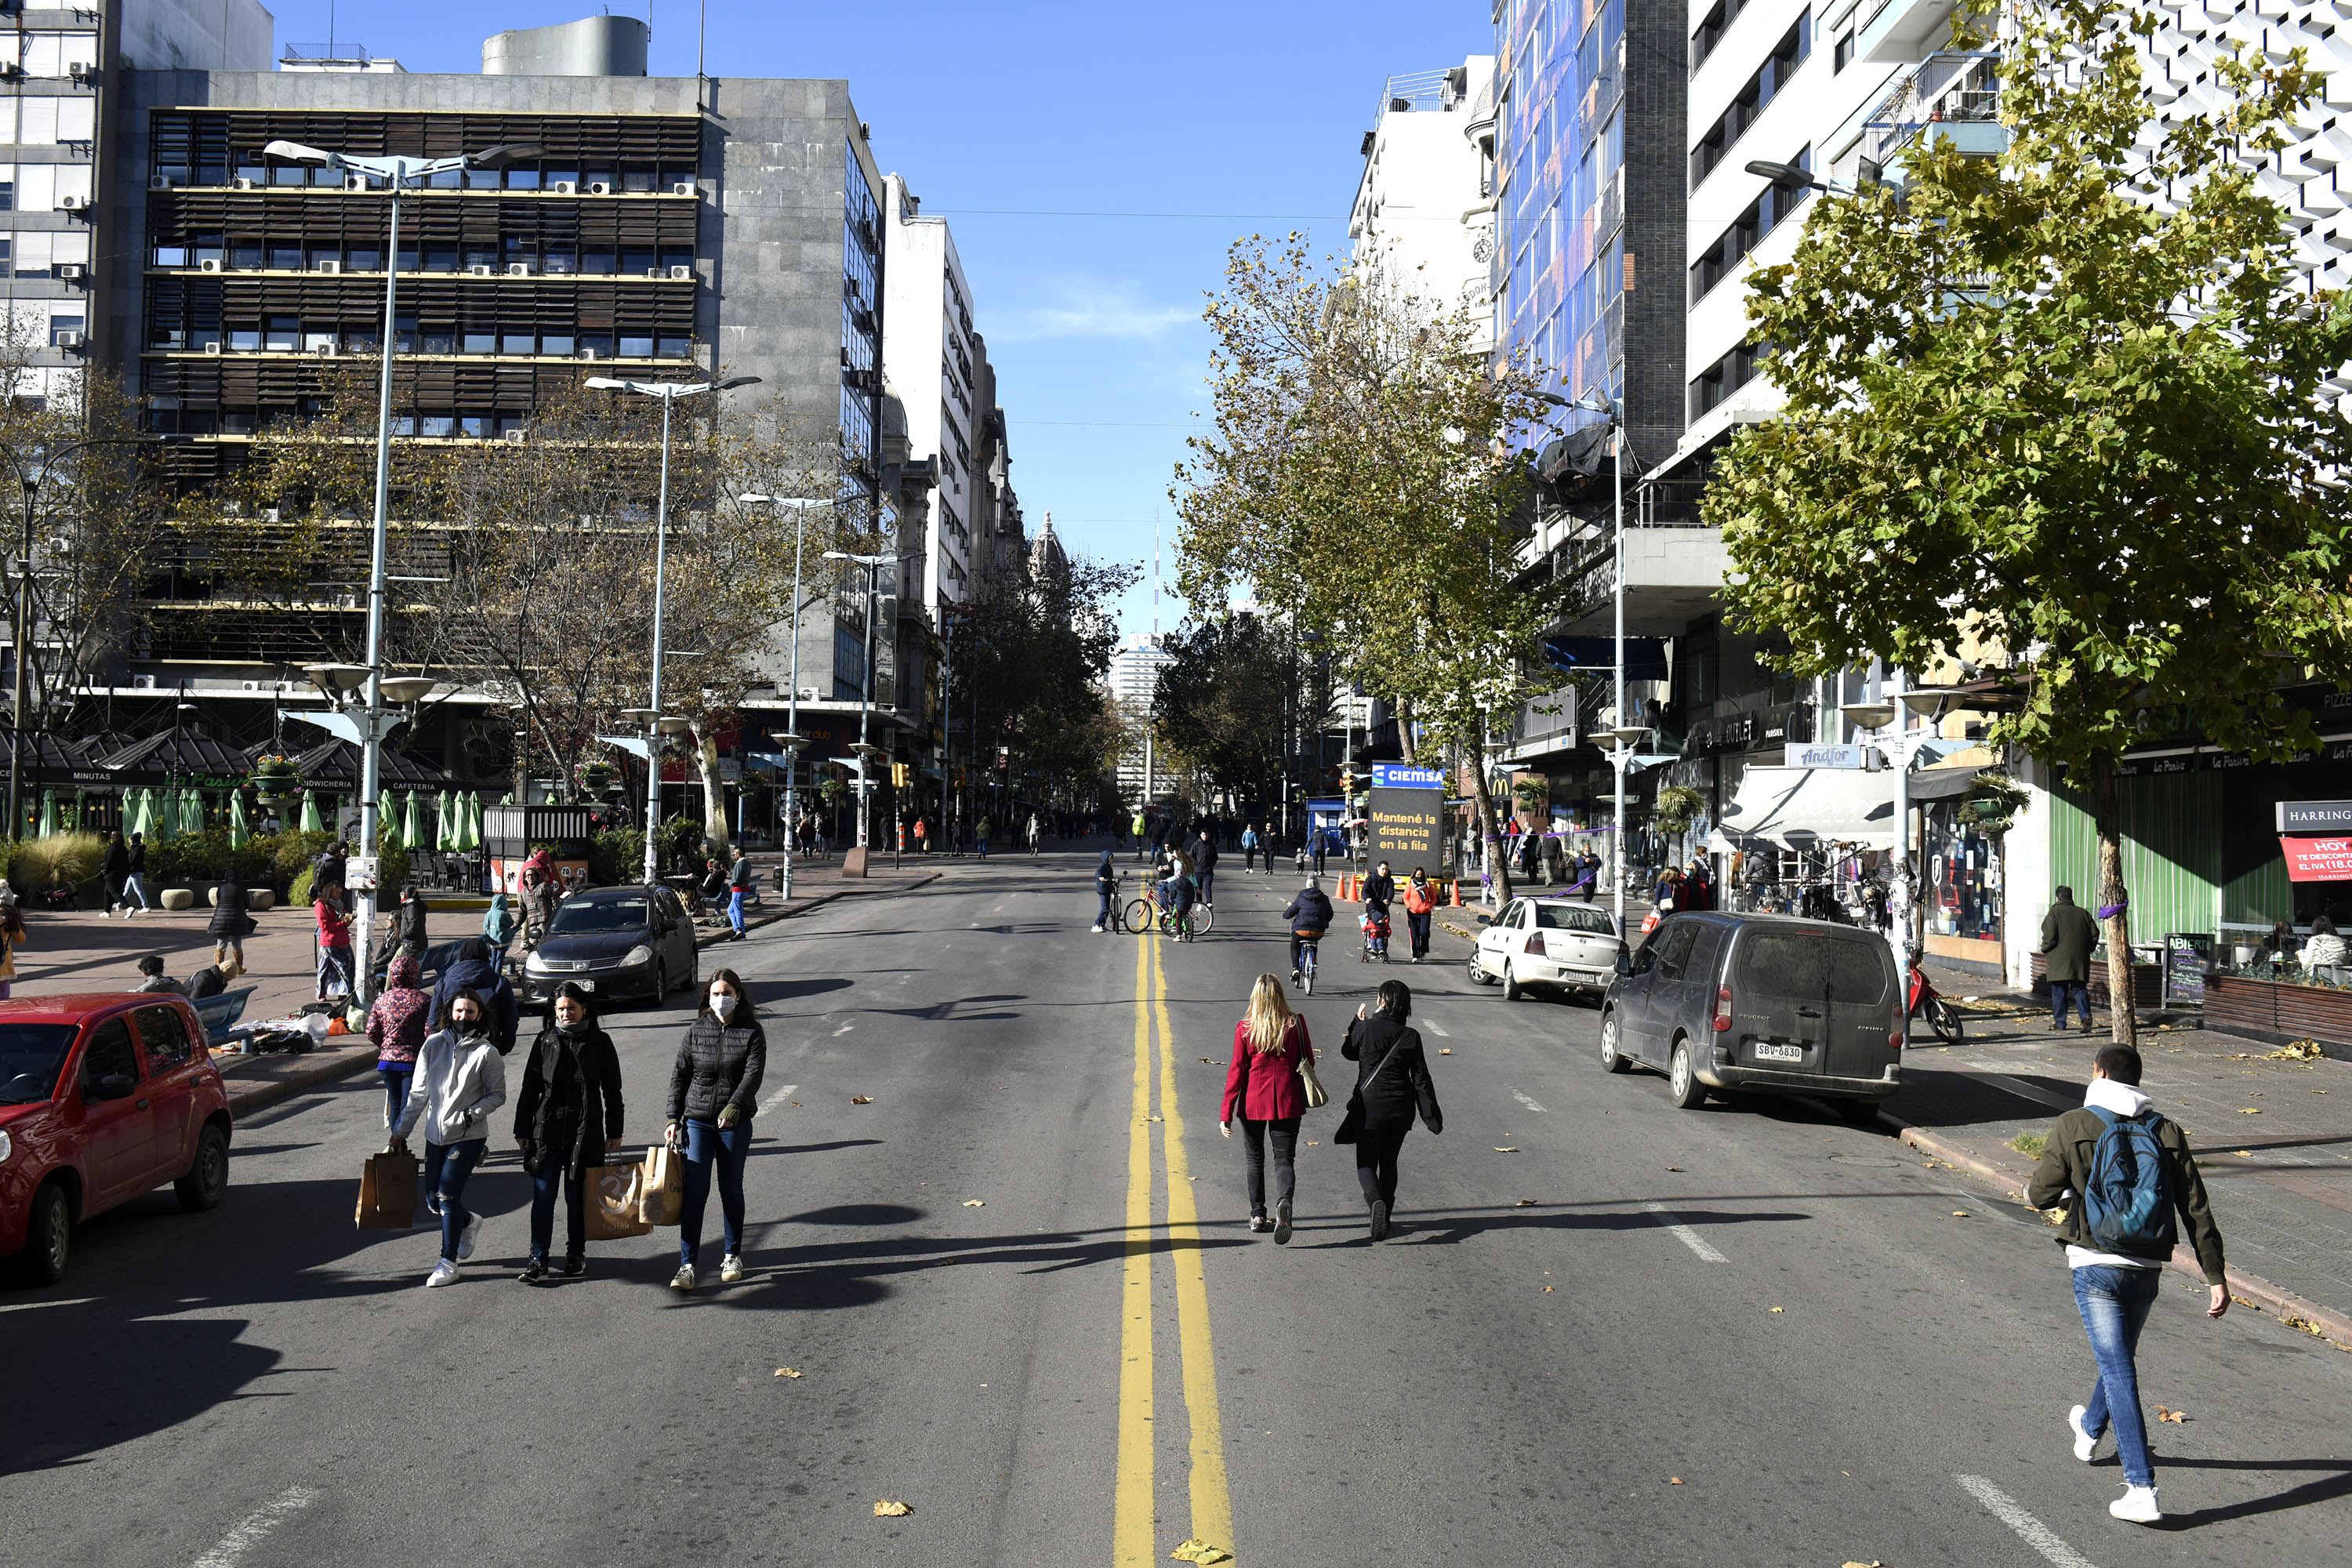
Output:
[1348, 57, 1495, 332]
[1108, 634, 1173, 805]
[880, 172, 979, 616]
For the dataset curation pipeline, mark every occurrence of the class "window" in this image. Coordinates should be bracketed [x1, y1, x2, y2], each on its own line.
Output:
[134, 1005, 192, 1069]
[1691, 0, 1748, 71]
[619, 335, 654, 358]
[1690, 147, 1811, 304]
[78, 1017, 139, 1094]
[228, 328, 259, 351]
[1736, 931, 1888, 1002]
[263, 316, 296, 351]
[502, 333, 535, 355]
[541, 333, 575, 356]
[1532, 903, 1616, 934]
[1689, 341, 1762, 420]
[833, 624, 868, 702]
[461, 332, 495, 354]
[0, 182, 13, 212]
[1835, 31, 1854, 72]
[1690, 13, 1810, 191]
[1653, 920, 1701, 981]
[47, 314, 82, 345]
[0, 1022, 76, 1105]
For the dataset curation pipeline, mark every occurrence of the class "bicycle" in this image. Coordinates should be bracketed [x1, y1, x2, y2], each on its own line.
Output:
[1294, 931, 1322, 995]
[1123, 895, 1157, 935]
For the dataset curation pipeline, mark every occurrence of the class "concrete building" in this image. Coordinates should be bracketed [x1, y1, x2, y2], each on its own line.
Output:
[880, 173, 978, 616]
[100, 19, 919, 816]
[1107, 634, 1173, 804]
[1348, 58, 1495, 332]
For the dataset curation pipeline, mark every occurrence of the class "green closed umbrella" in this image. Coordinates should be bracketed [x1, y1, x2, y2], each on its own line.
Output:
[123, 788, 147, 839]
[467, 791, 485, 851]
[434, 789, 452, 851]
[153, 786, 178, 843]
[229, 791, 249, 848]
[186, 787, 205, 835]
[38, 789, 56, 838]
[299, 789, 323, 834]
[402, 790, 425, 852]
[377, 796, 402, 853]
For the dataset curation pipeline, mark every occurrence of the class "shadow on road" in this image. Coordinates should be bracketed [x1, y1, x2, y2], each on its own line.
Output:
[2147, 1456, 2352, 1528]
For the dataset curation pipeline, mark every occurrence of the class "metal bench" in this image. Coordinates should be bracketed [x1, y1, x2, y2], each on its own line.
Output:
[191, 985, 258, 1047]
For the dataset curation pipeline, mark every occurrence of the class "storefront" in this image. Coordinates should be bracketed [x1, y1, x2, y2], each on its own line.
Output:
[1910, 763, 2007, 972]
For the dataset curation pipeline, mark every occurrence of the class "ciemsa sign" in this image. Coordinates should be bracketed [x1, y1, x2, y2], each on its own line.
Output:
[1369, 763, 1444, 869]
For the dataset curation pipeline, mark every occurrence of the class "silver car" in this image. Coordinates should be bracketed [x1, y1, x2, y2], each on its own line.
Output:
[1468, 896, 1623, 1001]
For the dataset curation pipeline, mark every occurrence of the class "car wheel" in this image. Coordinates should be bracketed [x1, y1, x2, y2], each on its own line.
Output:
[175, 1124, 230, 1212]
[1466, 948, 1486, 986]
[1668, 1036, 1708, 1109]
[17, 1180, 70, 1285]
[652, 961, 669, 1004]
[1502, 962, 1522, 1002]
[1600, 1011, 1630, 1073]
[684, 950, 699, 996]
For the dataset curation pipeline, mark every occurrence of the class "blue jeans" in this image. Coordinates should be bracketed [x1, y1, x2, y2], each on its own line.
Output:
[424, 1138, 485, 1261]
[2053, 979, 2092, 1028]
[123, 873, 151, 910]
[2072, 1264, 2163, 1487]
[379, 1066, 412, 1125]
[679, 1118, 751, 1268]
[1097, 889, 1114, 925]
[1197, 869, 1214, 904]
[529, 1160, 586, 1262]
[978, 839, 989, 859]
[728, 887, 746, 935]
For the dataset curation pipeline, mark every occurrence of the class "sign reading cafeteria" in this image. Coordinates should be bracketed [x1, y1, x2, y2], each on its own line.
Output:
[2280, 835, 2352, 883]
[1369, 763, 1444, 868]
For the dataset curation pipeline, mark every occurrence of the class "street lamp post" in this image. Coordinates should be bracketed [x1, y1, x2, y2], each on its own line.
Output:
[824, 549, 891, 851]
[262, 137, 541, 1001]
[740, 493, 828, 897]
[583, 376, 762, 885]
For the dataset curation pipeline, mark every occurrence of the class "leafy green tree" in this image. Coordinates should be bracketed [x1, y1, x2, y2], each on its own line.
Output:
[947, 555, 1138, 816]
[1175, 238, 1562, 898]
[1704, 0, 2352, 1040]
[1151, 612, 1296, 811]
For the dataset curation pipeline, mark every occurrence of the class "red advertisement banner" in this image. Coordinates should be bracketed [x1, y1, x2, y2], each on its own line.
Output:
[2281, 835, 2352, 882]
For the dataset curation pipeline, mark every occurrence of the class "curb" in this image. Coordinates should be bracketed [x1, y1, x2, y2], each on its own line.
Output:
[1882, 1113, 2352, 1353]
[693, 870, 940, 949]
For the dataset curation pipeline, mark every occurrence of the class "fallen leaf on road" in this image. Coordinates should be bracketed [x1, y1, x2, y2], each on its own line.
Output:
[1542, 1285, 1553, 1292]
[1147, 1115, 1163, 1123]
[873, 1500, 911, 1517]
[1515, 1198, 1537, 1207]
[1171, 1541, 1232, 1566]
[2235, 1149, 2255, 1157]
[791, 1102, 802, 1108]
[1439, 1047, 1452, 1054]
[851, 1096, 873, 1105]
[2240, 1107, 2263, 1114]
[1305, 1141, 1320, 1146]
[1201, 1058, 1213, 1063]
[2156, 1406, 2187, 1423]
[963, 1200, 985, 1207]
[1952, 1210, 1970, 1218]
[2270, 1040, 2325, 1062]
[775, 1368, 803, 1378]
[1494, 1147, 1519, 1153]
[1769, 1306, 1784, 1313]
[1668, 1477, 1684, 1485]
[1665, 1166, 1683, 1172]
[1842, 1561, 1884, 1567]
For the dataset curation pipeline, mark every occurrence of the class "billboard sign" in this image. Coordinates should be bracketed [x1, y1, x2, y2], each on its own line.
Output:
[1368, 764, 1444, 867]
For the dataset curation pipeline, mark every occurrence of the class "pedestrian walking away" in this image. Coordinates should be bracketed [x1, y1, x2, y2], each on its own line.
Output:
[431, 938, 521, 1056]
[513, 982, 626, 1283]
[101, 830, 129, 918]
[1402, 867, 1436, 961]
[1221, 974, 1317, 1243]
[1093, 850, 1118, 932]
[728, 849, 754, 940]
[481, 891, 517, 959]
[2025, 1043, 2227, 1525]
[2042, 884, 2100, 1033]
[208, 874, 253, 977]
[388, 989, 509, 1287]
[664, 968, 767, 1291]
[122, 833, 152, 915]
[1337, 981, 1442, 1241]
[367, 953, 433, 1128]
[976, 818, 993, 860]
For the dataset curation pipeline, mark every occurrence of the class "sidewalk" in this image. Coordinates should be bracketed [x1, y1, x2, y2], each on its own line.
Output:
[8, 858, 941, 1120]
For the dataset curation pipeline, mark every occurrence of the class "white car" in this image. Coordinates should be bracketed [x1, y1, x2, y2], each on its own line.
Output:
[1468, 896, 1624, 1001]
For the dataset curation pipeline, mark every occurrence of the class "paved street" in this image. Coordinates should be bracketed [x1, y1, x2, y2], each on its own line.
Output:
[5, 851, 2349, 1566]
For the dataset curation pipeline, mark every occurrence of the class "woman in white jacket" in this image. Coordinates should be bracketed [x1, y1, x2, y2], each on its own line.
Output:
[388, 989, 508, 1287]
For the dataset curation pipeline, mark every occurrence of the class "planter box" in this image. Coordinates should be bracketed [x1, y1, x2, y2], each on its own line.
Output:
[2205, 973, 2352, 1051]
[159, 888, 196, 911]
[2030, 950, 2162, 1007]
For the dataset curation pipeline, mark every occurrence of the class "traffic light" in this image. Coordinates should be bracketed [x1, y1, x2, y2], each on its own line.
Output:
[890, 761, 911, 789]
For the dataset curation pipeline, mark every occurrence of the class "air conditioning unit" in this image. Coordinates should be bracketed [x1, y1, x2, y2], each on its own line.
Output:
[578, 345, 601, 359]
[234, 176, 257, 190]
[345, 173, 370, 192]
[467, 263, 495, 276]
[203, 340, 223, 354]
[198, 257, 223, 272]
[645, 267, 664, 279]
[0, 64, 22, 81]
[314, 259, 340, 274]
[550, 180, 578, 195]
[312, 343, 336, 357]
[54, 331, 85, 351]
[131, 673, 158, 691]
[241, 680, 262, 692]
[503, 428, 527, 444]
[57, 194, 84, 212]
[667, 263, 694, 281]
[586, 180, 612, 195]
[56, 263, 85, 281]
[671, 181, 696, 197]
[149, 173, 177, 189]
[506, 261, 532, 276]
[67, 61, 92, 81]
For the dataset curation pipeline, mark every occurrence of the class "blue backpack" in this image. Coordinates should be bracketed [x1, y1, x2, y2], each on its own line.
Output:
[2082, 1108, 2177, 1258]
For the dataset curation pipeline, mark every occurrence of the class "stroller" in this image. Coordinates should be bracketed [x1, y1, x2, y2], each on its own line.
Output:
[1360, 909, 1392, 964]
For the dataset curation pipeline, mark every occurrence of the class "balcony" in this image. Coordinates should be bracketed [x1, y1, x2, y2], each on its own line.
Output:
[1862, 52, 2006, 180]
[1856, 0, 1956, 64]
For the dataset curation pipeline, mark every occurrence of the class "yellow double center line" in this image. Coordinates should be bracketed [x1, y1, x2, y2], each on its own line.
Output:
[1116, 935, 1234, 1565]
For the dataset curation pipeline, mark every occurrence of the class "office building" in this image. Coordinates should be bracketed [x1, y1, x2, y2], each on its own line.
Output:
[1108, 634, 1173, 804]
[1348, 57, 1496, 336]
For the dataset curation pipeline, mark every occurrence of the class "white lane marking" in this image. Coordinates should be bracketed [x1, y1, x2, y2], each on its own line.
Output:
[758, 1083, 800, 1118]
[1955, 1475, 2100, 1568]
[1423, 1018, 1451, 1038]
[194, 1486, 321, 1568]
[833, 1022, 855, 1036]
[1508, 1087, 1548, 1113]
[1642, 1202, 1728, 1263]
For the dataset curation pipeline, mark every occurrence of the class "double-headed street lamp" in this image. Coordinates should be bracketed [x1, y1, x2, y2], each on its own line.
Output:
[584, 376, 761, 884]
[260, 137, 539, 1004]
[823, 549, 892, 850]
[740, 492, 831, 896]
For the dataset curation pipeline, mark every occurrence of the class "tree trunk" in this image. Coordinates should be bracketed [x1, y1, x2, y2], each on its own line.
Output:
[695, 729, 728, 853]
[1396, 693, 1418, 766]
[1465, 720, 1512, 906]
[2089, 755, 2138, 1047]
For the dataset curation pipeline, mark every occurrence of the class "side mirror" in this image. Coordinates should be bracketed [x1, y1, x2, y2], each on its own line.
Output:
[1475, 914, 1493, 927]
[89, 1072, 136, 1102]
[1613, 951, 1632, 977]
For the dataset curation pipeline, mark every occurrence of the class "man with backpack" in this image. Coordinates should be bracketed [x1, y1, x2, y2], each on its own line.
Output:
[2026, 1044, 2228, 1526]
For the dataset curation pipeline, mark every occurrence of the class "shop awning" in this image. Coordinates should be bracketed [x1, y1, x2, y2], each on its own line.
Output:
[1906, 764, 1993, 802]
[97, 731, 256, 786]
[1712, 766, 1897, 851]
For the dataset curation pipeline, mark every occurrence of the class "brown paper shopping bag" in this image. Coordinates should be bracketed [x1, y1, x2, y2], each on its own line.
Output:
[638, 1144, 685, 1228]
[355, 1151, 420, 1229]
[585, 1161, 654, 1240]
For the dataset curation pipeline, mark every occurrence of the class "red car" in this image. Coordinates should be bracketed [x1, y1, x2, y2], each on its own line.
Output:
[0, 993, 234, 1285]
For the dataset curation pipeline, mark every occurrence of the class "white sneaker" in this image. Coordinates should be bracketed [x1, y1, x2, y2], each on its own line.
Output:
[720, 1254, 745, 1283]
[425, 1260, 460, 1288]
[457, 1214, 482, 1261]
[670, 1263, 697, 1292]
[2108, 1484, 2161, 1524]
[1091, 924, 1105, 933]
[2068, 1404, 2099, 1462]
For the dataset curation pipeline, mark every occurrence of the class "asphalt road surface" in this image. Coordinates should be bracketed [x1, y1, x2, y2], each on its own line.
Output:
[5, 851, 2348, 1566]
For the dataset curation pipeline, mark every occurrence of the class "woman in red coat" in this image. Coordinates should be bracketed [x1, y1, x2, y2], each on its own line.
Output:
[1220, 974, 1318, 1244]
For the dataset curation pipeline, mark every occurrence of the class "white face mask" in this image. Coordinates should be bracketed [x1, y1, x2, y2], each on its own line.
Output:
[710, 992, 738, 1019]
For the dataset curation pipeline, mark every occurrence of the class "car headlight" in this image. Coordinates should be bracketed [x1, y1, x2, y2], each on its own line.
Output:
[623, 945, 653, 967]
[524, 951, 550, 971]
[0, 1128, 11, 1163]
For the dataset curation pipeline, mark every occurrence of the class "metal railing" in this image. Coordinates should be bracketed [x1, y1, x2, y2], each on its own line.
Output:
[1864, 51, 2001, 172]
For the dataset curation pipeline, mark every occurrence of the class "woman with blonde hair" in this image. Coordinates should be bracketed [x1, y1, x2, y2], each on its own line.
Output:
[1220, 973, 1319, 1243]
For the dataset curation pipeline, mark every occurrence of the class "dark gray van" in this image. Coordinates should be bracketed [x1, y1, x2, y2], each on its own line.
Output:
[1601, 913, 1903, 1114]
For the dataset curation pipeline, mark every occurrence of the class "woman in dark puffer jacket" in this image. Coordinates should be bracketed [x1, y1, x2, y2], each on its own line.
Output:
[663, 967, 766, 1291]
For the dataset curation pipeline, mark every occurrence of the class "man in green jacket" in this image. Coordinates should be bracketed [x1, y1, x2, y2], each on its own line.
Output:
[2040, 884, 2100, 1033]
[2026, 1044, 2228, 1526]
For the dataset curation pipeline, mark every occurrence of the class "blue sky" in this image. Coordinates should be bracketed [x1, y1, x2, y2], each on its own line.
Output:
[270, 1, 1488, 637]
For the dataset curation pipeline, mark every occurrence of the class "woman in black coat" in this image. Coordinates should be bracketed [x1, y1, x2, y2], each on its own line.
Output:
[662, 967, 766, 1292]
[1340, 979, 1442, 1241]
[208, 878, 253, 977]
[511, 982, 625, 1283]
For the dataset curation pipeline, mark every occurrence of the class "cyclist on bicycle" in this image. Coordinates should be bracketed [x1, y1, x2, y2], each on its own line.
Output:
[1283, 878, 1334, 980]
[1164, 857, 1200, 939]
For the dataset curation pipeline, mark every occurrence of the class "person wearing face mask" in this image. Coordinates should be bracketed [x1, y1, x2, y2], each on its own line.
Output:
[663, 968, 766, 1291]
[512, 982, 626, 1283]
[388, 989, 508, 1287]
